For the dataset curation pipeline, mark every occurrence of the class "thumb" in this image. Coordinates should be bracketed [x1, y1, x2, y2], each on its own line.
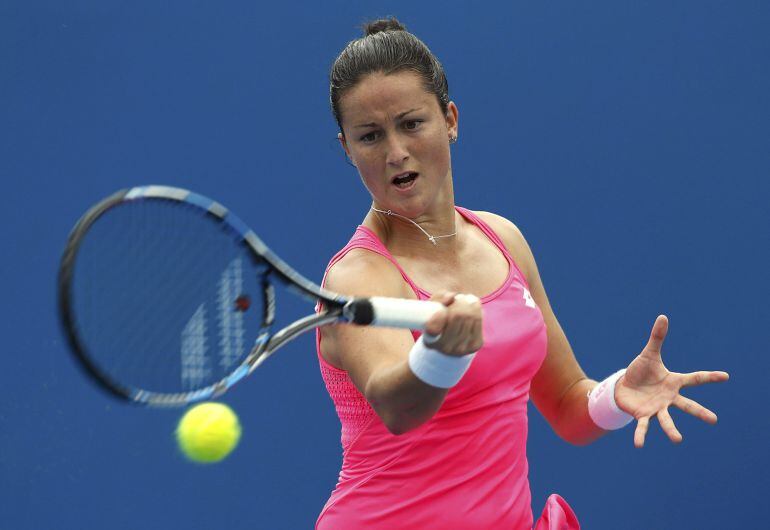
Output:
[644, 314, 669, 357]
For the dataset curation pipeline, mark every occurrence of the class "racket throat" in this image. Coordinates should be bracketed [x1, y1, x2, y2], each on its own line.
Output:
[342, 299, 374, 325]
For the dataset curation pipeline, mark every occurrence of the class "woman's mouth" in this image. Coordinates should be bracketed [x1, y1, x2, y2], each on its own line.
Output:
[392, 172, 419, 189]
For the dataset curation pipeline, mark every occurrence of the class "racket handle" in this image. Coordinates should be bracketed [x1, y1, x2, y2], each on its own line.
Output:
[344, 297, 444, 330]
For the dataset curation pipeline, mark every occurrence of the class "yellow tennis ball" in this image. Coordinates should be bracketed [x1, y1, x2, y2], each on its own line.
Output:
[176, 402, 241, 463]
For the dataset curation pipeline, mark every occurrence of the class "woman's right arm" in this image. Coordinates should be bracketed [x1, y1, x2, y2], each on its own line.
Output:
[320, 249, 482, 435]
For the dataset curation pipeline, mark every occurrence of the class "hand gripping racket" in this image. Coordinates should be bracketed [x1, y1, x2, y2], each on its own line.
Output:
[58, 185, 442, 406]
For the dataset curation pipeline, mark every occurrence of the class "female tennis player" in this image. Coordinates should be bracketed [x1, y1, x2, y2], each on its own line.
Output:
[315, 18, 728, 530]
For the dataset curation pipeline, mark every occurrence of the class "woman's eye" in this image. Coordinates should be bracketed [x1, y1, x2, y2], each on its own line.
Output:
[360, 131, 378, 143]
[404, 120, 422, 130]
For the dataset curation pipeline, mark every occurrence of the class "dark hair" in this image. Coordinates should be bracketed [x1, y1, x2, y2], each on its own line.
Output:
[329, 17, 450, 134]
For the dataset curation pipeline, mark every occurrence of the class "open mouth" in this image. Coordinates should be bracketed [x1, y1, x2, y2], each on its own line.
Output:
[392, 172, 418, 189]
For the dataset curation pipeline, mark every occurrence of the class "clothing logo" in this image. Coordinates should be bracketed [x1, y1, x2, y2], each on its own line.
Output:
[523, 288, 536, 309]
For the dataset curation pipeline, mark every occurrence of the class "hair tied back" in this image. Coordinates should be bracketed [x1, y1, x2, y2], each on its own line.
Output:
[330, 16, 449, 133]
[362, 17, 406, 36]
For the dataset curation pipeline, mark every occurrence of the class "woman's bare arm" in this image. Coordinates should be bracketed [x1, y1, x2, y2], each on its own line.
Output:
[320, 249, 482, 435]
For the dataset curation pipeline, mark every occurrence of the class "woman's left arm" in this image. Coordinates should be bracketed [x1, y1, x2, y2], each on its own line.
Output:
[477, 212, 729, 447]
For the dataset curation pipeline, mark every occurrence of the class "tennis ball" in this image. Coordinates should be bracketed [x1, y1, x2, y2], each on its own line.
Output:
[176, 402, 241, 463]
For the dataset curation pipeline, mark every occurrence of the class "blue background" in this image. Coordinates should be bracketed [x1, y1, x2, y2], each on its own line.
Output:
[1, 1, 767, 528]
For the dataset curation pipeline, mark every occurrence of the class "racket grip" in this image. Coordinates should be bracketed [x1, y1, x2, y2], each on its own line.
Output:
[344, 297, 444, 330]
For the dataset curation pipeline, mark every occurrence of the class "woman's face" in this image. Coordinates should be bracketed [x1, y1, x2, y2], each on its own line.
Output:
[338, 70, 458, 217]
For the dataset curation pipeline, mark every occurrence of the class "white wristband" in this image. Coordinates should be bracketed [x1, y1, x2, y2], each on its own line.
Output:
[408, 335, 475, 389]
[587, 369, 634, 430]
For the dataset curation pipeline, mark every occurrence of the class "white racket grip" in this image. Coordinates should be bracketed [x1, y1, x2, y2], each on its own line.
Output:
[367, 297, 444, 329]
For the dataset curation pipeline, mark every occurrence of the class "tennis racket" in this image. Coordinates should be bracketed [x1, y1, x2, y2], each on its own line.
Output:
[58, 185, 442, 407]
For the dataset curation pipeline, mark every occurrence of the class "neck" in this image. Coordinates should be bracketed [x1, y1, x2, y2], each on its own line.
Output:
[370, 206, 457, 246]
[364, 201, 460, 255]
[364, 171, 458, 253]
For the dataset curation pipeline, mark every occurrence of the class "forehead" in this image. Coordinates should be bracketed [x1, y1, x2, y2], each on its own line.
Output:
[339, 70, 439, 126]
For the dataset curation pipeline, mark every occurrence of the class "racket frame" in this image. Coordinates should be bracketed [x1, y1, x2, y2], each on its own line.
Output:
[59, 185, 352, 406]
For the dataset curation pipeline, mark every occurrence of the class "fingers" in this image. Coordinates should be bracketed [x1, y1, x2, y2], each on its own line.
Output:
[673, 395, 718, 424]
[462, 317, 483, 352]
[641, 314, 669, 359]
[634, 396, 721, 448]
[431, 291, 458, 306]
[657, 407, 683, 444]
[680, 370, 730, 388]
[634, 416, 649, 448]
[424, 291, 457, 336]
[424, 292, 483, 356]
[634, 411, 682, 448]
[424, 310, 448, 338]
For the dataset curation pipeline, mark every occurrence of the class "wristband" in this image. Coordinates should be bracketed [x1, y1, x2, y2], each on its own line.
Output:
[408, 335, 475, 389]
[587, 369, 634, 430]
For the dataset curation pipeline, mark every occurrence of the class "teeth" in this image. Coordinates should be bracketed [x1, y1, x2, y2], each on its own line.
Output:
[394, 174, 416, 188]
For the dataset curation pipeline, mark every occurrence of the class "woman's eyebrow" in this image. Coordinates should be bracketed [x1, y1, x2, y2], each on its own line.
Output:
[353, 108, 422, 129]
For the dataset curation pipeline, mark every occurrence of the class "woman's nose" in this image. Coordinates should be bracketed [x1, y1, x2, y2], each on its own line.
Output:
[385, 135, 409, 166]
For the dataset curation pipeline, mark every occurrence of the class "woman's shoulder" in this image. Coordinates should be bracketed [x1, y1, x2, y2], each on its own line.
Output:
[467, 210, 534, 282]
[325, 247, 415, 299]
[467, 209, 525, 245]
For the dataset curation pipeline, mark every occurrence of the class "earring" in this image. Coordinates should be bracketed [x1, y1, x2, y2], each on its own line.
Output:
[449, 135, 458, 144]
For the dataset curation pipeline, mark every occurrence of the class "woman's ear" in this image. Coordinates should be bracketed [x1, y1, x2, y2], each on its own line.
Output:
[338, 132, 355, 166]
[446, 101, 459, 142]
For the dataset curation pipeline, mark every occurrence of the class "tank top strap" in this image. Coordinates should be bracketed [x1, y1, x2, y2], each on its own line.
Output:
[455, 206, 530, 289]
[323, 226, 424, 300]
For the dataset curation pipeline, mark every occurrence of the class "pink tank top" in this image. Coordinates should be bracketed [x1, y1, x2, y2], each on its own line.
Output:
[315, 207, 554, 529]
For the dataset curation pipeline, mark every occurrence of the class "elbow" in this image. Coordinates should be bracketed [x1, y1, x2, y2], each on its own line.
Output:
[382, 407, 428, 435]
[364, 375, 444, 436]
[384, 418, 411, 436]
[373, 404, 421, 436]
[563, 435, 594, 447]
[365, 389, 423, 436]
[554, 426, 603, 447]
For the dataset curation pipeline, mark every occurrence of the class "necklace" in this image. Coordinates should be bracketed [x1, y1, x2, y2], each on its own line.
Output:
[370, 207, 457, 245]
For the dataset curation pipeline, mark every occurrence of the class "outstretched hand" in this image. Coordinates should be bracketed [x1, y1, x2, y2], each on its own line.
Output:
[614, 315, 729, 448]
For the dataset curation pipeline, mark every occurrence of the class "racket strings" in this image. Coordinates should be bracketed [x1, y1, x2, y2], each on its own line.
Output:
[70, 199, 270, 395]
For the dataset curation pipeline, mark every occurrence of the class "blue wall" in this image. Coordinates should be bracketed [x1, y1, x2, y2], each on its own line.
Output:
[1, 2, 767, 528]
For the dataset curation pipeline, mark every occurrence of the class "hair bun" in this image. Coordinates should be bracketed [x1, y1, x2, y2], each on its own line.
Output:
[362, 17, 406, 36]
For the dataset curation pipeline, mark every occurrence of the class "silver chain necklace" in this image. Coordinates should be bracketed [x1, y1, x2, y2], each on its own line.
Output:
[370, 207, 457, 245]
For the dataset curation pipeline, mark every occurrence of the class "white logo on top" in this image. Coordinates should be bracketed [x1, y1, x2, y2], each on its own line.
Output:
[523, 288, 536, 308]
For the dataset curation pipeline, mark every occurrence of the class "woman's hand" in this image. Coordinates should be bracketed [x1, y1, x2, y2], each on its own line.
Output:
[423, 291, 484, 356]
[614, 315, 729, 448]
